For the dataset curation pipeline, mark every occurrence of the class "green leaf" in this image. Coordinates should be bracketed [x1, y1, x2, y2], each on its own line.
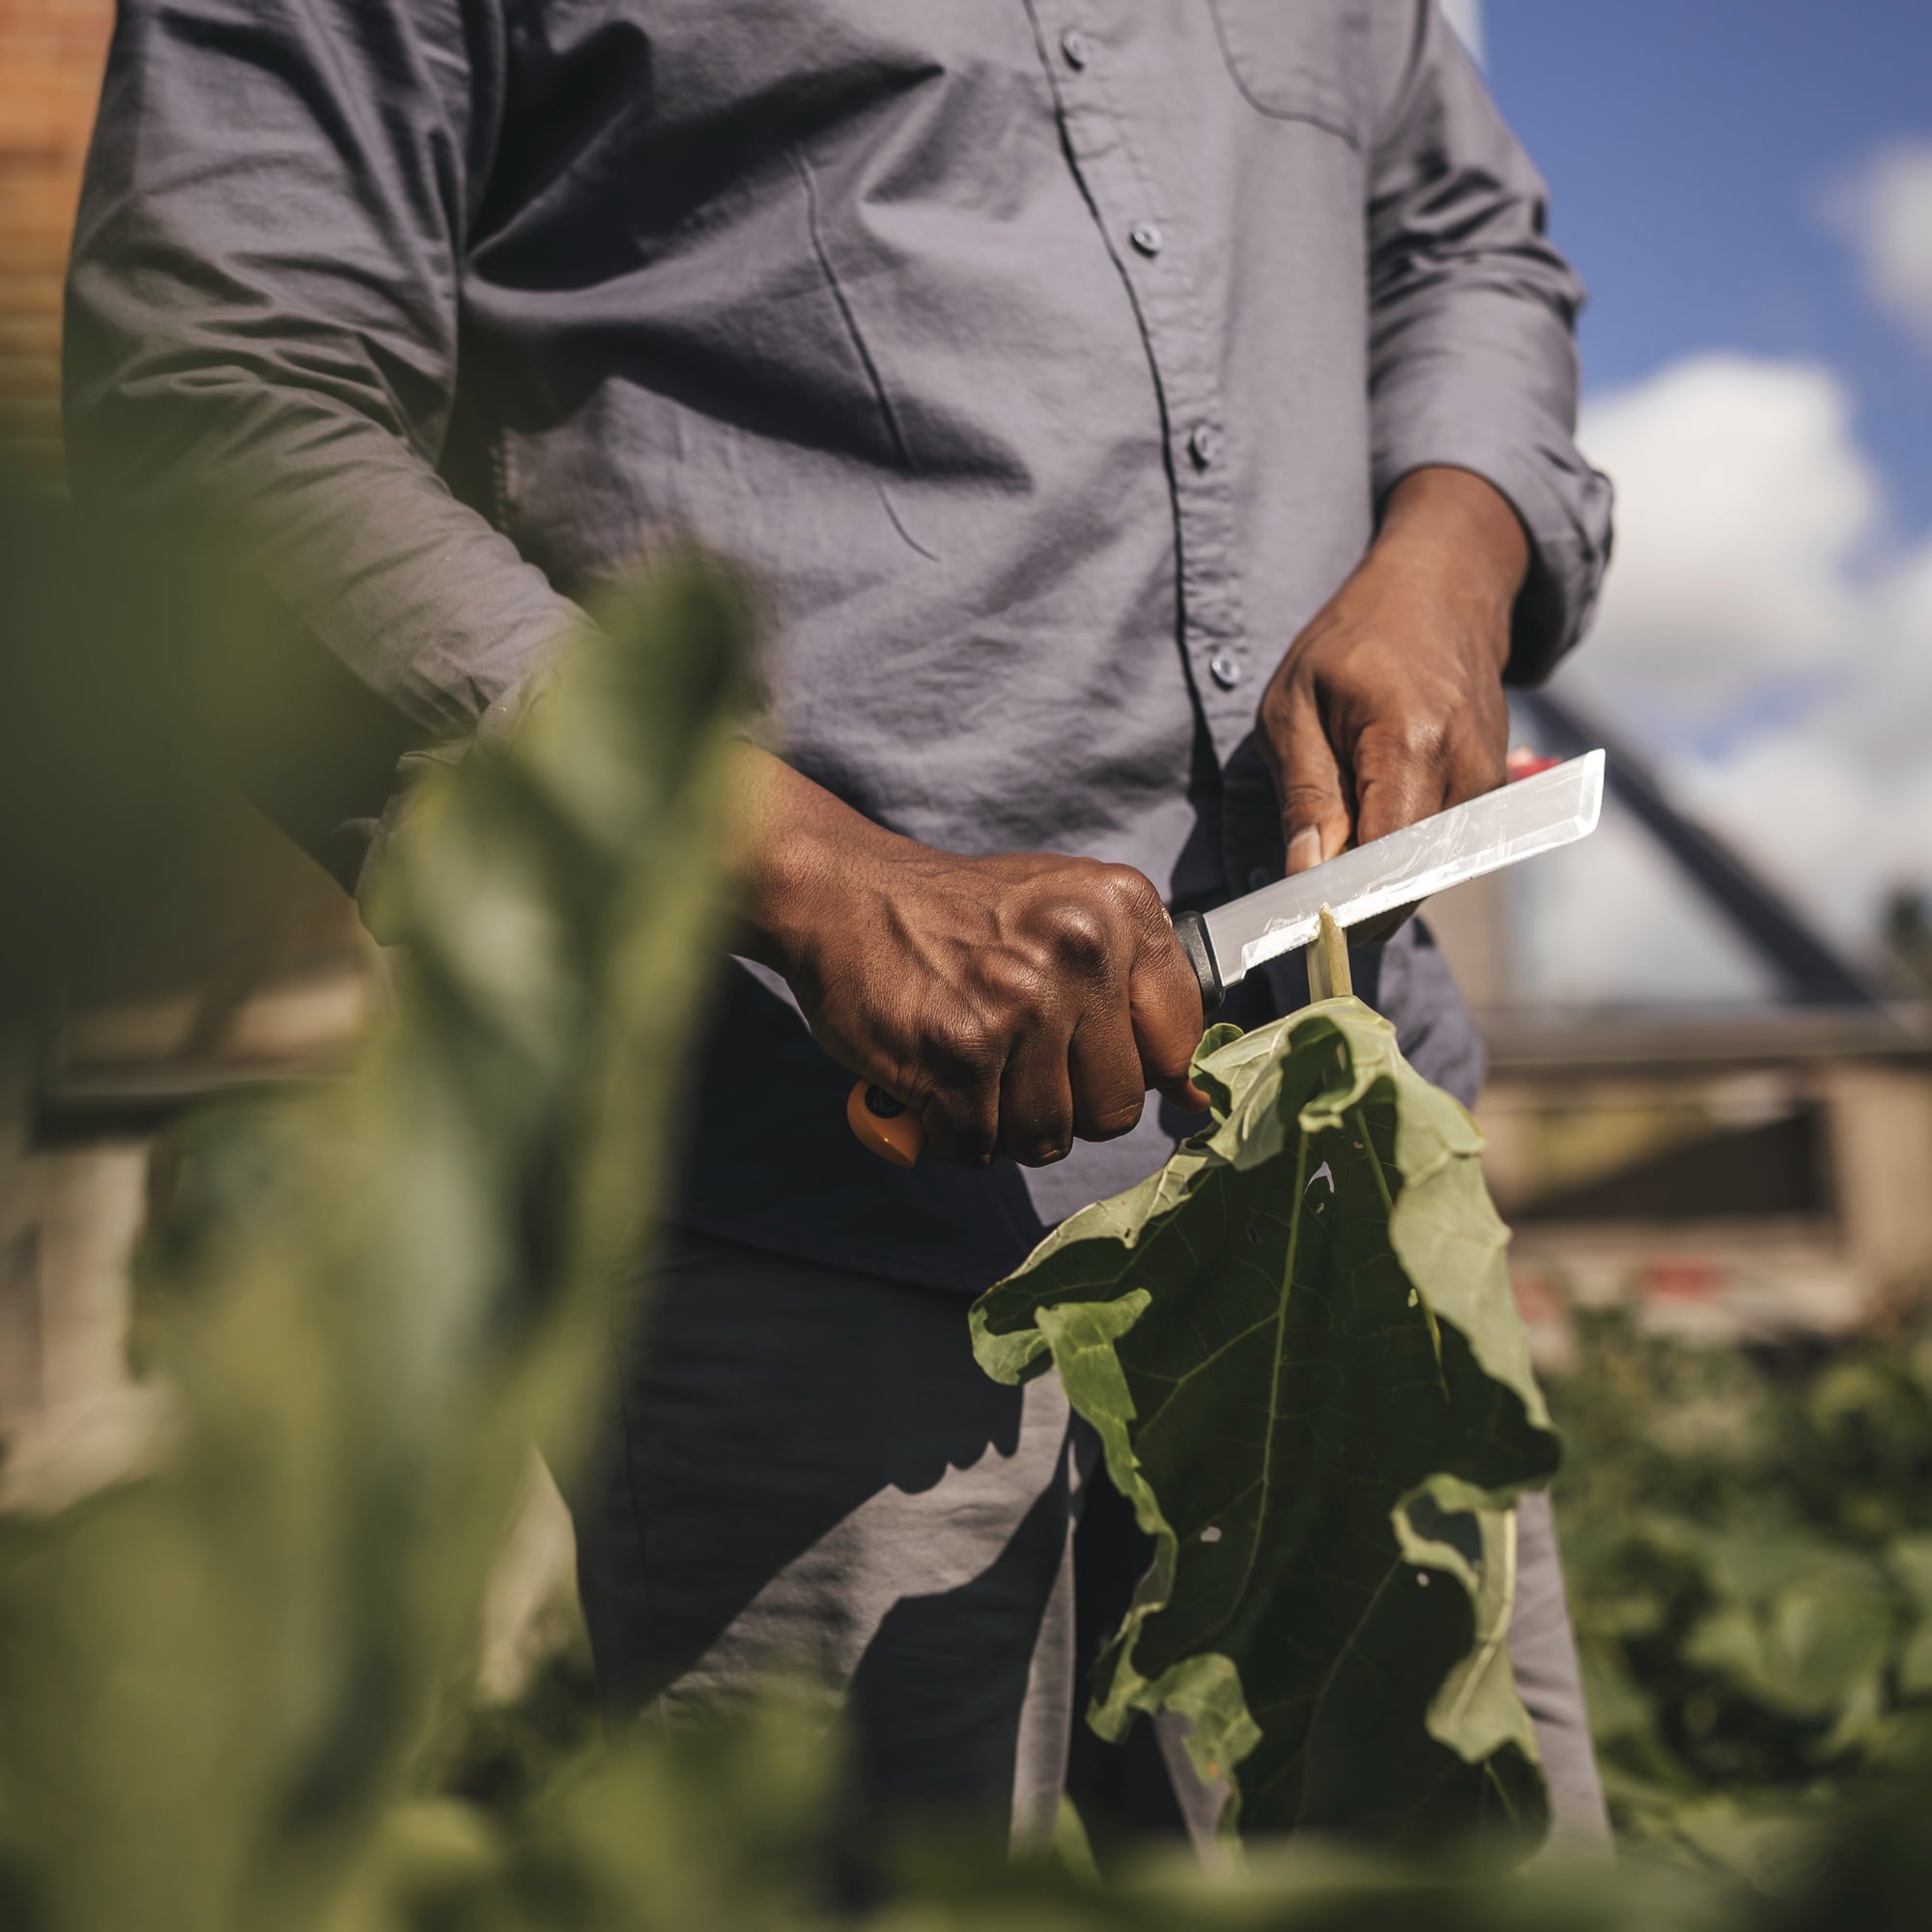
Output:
[972, 996, 1560, 1850]
[1680, 1537, 1896, 1725]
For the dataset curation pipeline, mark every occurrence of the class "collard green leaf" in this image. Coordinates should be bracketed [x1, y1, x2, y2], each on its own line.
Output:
[972, 996, 1560, 1849]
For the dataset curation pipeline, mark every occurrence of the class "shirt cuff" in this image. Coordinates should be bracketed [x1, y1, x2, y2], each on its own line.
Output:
[1373, 412, 1613, 686]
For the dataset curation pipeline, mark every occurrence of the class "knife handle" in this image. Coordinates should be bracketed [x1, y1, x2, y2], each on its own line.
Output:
[847, 1080, 924, 1166]
[1173, 909, 1224, 1016]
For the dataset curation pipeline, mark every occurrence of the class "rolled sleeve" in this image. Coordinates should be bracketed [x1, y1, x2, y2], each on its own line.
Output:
[1365, 2, 1614, 683]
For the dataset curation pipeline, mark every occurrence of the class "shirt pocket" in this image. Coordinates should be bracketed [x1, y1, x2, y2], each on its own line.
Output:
[1208, 0, 1374, 147]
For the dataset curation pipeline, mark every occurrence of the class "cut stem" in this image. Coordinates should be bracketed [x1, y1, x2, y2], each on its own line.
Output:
[1307, 906, 1352, 1001]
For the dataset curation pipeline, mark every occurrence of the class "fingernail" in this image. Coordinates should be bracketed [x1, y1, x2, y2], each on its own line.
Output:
[1287, 829, 1323, 875]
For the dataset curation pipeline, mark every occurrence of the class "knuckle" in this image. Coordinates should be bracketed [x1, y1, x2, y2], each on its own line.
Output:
[1037, 895, 1114, 973]
[1138, 947, 1203, 1032]
[1082, 1094, 1146, 1143]
[1279, 780, 1342, 816]
[1256, 676, 1306, 736]
[1254, 684, 1287, 733]
[1144, 1033, 1196, 1086]
[927, 1011, 1001, 1075]
[1095, 862, 1159, 916]
[976, 953, 1057, 1027]
[927, 1102, 998, 1170]
[1009, 1134, 1073, 1169]
[1387, 714, 1449, 762]
[1003, 1094, 1075, 1167]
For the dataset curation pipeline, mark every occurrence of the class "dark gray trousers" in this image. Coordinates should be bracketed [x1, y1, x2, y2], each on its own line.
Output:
[573, 1229, 1610, 1854]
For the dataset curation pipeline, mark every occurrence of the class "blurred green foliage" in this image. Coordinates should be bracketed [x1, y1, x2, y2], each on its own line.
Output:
[1547, 1310, 1932, 1881]
[0, 518, 768, 1929]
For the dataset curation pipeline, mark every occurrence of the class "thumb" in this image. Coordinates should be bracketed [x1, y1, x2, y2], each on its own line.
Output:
[1272, 678, 1353, 875]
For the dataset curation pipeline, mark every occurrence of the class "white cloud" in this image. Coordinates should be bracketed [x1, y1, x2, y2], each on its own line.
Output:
[1577, 356, 1880, 717]
[1828, 140, 1932, 350]
[1677, 729, 1932, 943]
[1518, 353, 1932, 999]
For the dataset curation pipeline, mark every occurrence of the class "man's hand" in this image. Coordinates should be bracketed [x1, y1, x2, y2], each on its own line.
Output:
[732, 753, 1208, 1169]
[1256, 467, 1530, 875]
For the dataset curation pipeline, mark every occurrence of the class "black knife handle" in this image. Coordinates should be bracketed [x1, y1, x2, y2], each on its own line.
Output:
[1172, 909, 1224, 1016]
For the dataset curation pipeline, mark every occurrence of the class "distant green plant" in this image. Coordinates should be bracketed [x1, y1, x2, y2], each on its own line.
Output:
[1548, 1310, 1932, 1880]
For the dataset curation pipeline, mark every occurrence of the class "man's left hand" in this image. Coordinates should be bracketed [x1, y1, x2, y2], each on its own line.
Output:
[1255, 466, 1530, 878]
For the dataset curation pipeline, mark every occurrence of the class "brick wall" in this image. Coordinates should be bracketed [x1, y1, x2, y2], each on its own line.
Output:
[0, 0, 113, 479]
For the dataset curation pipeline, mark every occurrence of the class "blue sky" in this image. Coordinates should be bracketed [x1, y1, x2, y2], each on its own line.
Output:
[1486, 0, 1932, 536]
[1456, 2, 1932, 993]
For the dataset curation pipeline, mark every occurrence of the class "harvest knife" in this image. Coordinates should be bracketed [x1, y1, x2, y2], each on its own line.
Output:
[848, 749, 1605, 1165]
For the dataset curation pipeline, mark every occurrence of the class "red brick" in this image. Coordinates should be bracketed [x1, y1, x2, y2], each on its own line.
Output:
[0, 0, 111, 477]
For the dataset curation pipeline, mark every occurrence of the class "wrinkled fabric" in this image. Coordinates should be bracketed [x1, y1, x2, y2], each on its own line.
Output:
[66, 1, 1610, 1289]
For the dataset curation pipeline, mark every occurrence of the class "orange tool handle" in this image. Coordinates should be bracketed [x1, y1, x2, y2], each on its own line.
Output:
[847, 1081, 925, 1166]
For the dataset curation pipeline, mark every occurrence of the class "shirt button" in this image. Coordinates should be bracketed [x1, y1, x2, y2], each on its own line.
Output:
[1129, 221, 1163, 257]
[1248, 864, 1274, 893]
[1060, 28, 1092, 69]
[1188, 424, 1223, 469]
[1208, 653, 1242, 689]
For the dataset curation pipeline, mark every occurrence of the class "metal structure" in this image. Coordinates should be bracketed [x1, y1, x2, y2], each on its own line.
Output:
[1435, 690, 1932, 1352]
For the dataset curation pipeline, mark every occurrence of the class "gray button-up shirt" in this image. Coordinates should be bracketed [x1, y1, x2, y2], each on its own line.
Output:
[67, 0, 1611, 1290]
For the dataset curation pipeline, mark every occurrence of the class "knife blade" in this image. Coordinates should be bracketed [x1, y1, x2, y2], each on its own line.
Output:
[1171, 748, 1605, 1012]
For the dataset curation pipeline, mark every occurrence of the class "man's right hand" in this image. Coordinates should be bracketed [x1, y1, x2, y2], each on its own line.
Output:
[732, 749, 1208, 1169]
